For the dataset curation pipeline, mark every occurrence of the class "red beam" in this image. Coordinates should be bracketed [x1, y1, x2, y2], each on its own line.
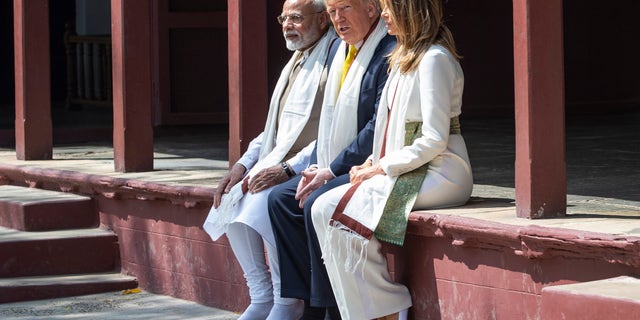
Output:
[111, 0, 154, 172]
[227, 0, 269, 165]
[513, 0, 566, 218]
[13, 0, 52, 160]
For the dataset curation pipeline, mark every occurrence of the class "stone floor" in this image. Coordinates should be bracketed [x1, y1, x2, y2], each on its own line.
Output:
[0, 290, 239, 320]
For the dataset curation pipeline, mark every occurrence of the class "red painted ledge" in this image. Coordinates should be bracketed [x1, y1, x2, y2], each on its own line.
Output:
[406, 212, 640, 268]
[0, 164, 214, 209]
[1, 163, 639, 269]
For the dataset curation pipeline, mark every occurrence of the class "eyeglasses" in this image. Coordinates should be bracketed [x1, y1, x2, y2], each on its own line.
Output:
[277, 11, 323, 25]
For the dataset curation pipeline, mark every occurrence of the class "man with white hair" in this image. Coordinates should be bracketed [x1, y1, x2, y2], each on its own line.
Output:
[203, 0, 338, 319]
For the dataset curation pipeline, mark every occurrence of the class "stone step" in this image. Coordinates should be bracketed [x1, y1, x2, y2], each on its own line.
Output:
[0, 273, 138, 303]
[0, 227, 120, 278]
[0, 185, 96, 231]
[541, 276, 640, 319]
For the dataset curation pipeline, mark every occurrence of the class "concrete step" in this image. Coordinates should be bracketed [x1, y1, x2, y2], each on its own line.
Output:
[0, 273, 138, 303]
[542, 276, 640, 319]
[0, 227, 120, 278]
[0, 185, 97, 231]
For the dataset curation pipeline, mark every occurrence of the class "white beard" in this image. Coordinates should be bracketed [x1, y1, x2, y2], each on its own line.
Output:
[284, 26, 322, 51]
[285, 37, 303, 51]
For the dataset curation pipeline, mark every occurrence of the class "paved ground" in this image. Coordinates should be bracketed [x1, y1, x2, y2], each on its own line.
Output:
[0, 290, 239, 320]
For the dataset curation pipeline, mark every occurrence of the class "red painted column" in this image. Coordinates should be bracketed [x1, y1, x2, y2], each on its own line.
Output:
[227, 0, 269, 165]
[513, 0, 566, 218]
[13, 0, 52, 160]
[111, 0, 154, 172]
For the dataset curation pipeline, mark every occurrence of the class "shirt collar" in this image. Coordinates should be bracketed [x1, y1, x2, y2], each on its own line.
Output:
[298, 40, 320, 65]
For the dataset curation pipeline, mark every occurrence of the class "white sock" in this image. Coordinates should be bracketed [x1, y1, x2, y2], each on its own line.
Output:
[238, 301, 274, 320]
[265, 299, 305, 320]
[398, 308, 408, 320]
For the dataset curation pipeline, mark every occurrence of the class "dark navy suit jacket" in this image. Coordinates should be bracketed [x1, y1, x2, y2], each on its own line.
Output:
[310, 34, 397, 176]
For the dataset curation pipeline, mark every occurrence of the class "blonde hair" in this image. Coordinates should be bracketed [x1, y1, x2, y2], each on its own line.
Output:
[383, 0, 460, 74]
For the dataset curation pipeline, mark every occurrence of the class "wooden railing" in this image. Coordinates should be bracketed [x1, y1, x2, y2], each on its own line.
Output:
[64, 23, 112, 107]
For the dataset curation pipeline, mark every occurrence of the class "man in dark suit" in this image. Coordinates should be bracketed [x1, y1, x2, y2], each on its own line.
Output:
[268, 0, 396, 318]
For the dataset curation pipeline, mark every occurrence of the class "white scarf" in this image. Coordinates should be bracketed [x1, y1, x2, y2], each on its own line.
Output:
[316, 19, 388, 168]
[250, 27, 336, 177]
[323, 68, 403, 273]
[204, 29, 336, 241]
[372, 67, 404, 164]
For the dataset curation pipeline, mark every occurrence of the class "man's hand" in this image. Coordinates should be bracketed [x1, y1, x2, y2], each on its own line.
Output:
[213, 163, 246, 208]
[295, 167, 334, 208]
[248, 165, 289, 193]
[295, 166, 317, 207]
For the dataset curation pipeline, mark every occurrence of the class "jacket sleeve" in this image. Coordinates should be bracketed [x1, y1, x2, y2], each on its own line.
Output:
[287, 140, 316, 174]
[236, 132, 264, 170]
[379, 50, 455, 177]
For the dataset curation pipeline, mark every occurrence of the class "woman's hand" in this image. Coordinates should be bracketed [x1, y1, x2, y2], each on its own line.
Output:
[349, 159, 372, 181]
[350, 161, 385, 184]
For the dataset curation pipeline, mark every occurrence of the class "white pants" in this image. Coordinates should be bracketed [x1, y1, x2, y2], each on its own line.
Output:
[208, 187, 276, 246]
[221, 187, 295, 306]
[311, 184, 412, 320]
[227, 222, 296, 305]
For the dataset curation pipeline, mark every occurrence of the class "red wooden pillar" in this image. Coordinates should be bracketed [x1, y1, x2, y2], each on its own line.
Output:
[227, 0, 269, 165]
[111, 0, 154, 172]
[13, 0, 52, 160]
[513, 0, 566, 218]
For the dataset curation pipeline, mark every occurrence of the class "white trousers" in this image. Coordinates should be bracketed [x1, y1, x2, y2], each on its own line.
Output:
[227, 222, 297, 306]
[311, 184, 412, 320]
[222, 185, 296, 306]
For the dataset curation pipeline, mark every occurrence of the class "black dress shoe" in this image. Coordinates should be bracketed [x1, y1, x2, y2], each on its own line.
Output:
[302, 306, 326, 320]
[327, 306, 341, 319]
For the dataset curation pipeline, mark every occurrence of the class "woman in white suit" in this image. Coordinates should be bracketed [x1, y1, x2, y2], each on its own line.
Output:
[311, 0, 473, 318]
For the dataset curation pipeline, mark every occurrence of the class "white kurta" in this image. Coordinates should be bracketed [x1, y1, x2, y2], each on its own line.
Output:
[203, 29, 337, 245]
[312, 45, 473, 319]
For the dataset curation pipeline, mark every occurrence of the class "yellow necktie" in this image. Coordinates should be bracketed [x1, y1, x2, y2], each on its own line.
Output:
[340, 45, 357, 88]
